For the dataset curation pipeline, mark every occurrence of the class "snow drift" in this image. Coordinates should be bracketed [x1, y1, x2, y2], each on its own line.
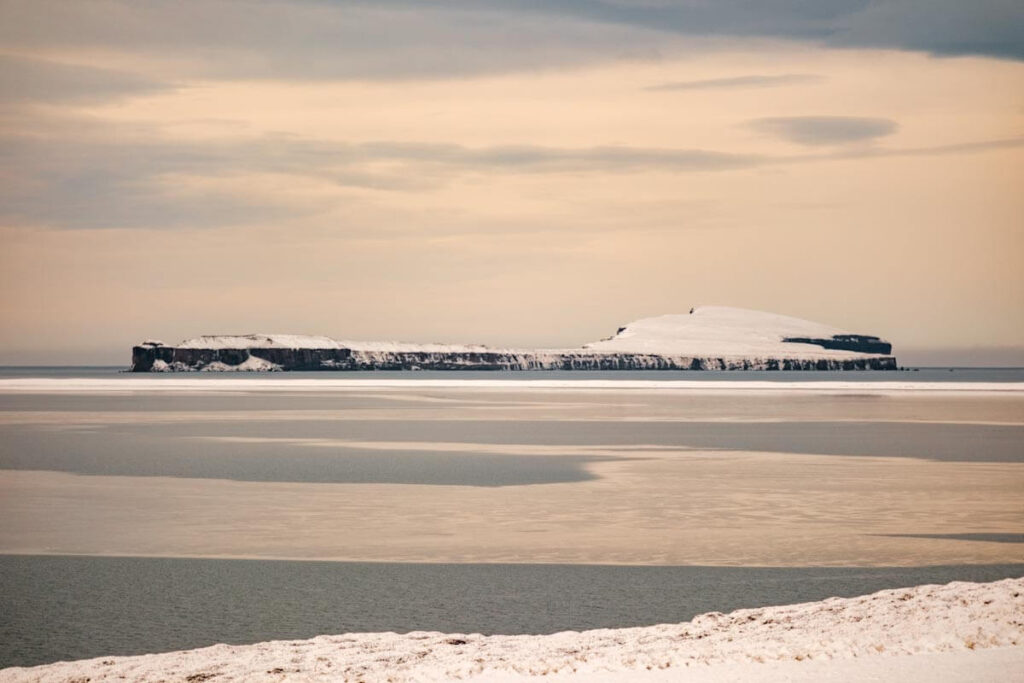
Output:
[3, 577, 1020, 681]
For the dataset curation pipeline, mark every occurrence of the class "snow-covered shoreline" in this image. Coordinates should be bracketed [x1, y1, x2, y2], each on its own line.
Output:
[4, 577, 1021, 682]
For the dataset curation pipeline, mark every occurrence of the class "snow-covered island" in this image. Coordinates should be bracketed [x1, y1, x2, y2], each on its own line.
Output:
[4, 577, 1020, 682]
[130, 306, 897, 372]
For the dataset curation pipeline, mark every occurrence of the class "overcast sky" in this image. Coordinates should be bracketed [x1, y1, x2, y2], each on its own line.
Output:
[0, 0, 1021, 365]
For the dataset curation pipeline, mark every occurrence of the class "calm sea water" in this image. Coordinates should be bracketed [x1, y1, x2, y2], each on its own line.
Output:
[2, 556, 1023, 669]
[1, 367, 1022, 670]
[2, 366, 1024, 382]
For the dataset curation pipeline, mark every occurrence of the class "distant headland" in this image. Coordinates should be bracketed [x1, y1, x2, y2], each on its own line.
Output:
[130, 306, 896, 372]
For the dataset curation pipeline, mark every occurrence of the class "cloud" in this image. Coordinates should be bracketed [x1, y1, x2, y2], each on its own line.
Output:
[646, 73, 823, 92]
[512, 0, 1024, 61]
[829, 0, 1024, 60]
[749, 116, 899, 146]
[0, 128, 767, 230]
[0, 54, 172, 104]
[826, 136, 1024, 159]
[0, 1, 675, 81]
[0, 0, 1018, 88]
[357, 142, 762, 172]
[2, 115, 1018, 231]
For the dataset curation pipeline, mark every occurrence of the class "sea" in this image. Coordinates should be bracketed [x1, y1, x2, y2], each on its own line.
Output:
[1, 367, 1022, 669]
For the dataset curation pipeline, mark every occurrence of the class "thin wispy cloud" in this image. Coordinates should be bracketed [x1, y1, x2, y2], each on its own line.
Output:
[646, 74, 823, 92]
[0, 132, 768, 229]
[824, 136, 1024, 160]
[0, 54, 173, 104]
[4, 118, 1021, 231]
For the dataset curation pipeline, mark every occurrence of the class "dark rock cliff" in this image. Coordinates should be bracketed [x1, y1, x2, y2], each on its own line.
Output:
[782, 335, 892, 355]
[130, 345, 897, 372]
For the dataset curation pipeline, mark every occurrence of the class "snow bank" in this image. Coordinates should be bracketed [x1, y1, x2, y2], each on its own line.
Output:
[150, 356, 282, 373]
[3, 577, 1020, 682]
[200, 356, 282, 372]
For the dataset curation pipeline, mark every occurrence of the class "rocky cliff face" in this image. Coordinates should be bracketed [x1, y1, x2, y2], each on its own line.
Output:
[130, 345, 897, 372]
[781, 335, 892, 355]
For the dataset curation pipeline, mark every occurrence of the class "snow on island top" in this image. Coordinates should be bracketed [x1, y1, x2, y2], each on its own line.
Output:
[174, 334, 494, 354]
[583, 305, 891, 358]
[168, 306, 892, 360]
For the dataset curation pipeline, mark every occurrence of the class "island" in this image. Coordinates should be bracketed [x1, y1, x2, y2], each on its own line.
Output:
[129, 306, 897, 372]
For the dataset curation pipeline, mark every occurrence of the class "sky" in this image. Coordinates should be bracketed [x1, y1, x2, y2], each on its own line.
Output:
[0, 0, 1022, 365]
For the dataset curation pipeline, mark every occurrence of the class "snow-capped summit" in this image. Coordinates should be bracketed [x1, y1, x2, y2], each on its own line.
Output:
[585, 306, 890, 358]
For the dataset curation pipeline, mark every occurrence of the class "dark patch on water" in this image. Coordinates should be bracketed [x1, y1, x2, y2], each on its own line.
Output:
[1, 555, 1022, 669]
[879, 533, 1024, 544]
[0, 426, 617, 486]
[0, 392, 484, 413]
[1, 415, 1020, 487]
[198, 419, 1020, 463]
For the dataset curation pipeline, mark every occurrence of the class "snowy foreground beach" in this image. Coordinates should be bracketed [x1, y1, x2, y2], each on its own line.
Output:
[4, 578, 1022, 682]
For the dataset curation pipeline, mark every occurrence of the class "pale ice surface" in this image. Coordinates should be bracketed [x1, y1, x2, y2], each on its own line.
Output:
[167, 306, 891, 360]
[3, 578, 1021, 682]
